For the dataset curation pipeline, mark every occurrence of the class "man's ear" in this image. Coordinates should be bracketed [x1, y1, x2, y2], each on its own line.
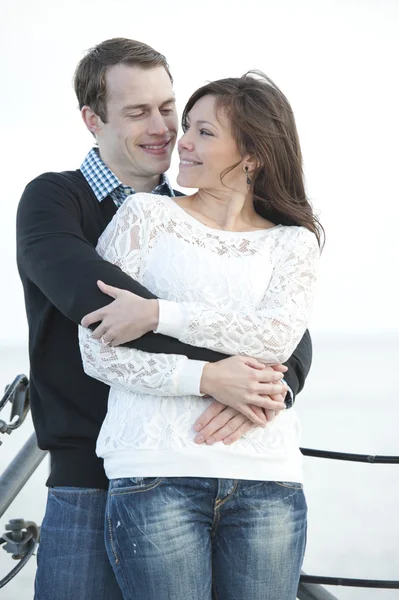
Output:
[81, 106, 103, 137]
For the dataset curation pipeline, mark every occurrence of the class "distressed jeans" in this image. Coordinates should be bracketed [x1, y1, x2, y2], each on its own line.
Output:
[35, 487, 124, 600]
[105, 477, 307, 600]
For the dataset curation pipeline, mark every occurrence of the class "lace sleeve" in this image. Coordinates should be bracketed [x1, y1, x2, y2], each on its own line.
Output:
[78, 195, 206, 397]
[78, 326, 205, 396]
[95, 197, 146, 280]
[155, 227, 320, 364]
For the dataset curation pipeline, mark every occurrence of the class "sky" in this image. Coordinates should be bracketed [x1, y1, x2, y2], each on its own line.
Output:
[1, 0, 398, 345]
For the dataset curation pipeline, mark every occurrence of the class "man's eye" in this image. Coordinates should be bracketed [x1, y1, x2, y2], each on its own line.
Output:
[128, 113, 145, 119]
[161, 107, 175, 115]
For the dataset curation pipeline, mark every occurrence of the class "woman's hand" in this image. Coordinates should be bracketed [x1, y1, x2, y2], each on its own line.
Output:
[200, 357, 288, 427]
[81, 281, 159, 346]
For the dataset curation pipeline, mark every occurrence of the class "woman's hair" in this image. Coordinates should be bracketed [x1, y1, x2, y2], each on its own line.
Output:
[182, 72, 324, 247]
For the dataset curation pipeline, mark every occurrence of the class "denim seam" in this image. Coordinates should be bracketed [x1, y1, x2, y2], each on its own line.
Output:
[214, 479, 239, 510]
[106, 499, 119, 565]
[210, 508, 220, 539]
[49, 488, 105, 496]
[275, 481, 303, 490]
[211, 561, 220, 600]
[113, 561, 132, 598]
[109, 477, 165, 496]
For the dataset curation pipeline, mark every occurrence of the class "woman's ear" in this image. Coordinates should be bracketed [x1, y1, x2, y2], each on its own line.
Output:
[242, 154, 257, 174]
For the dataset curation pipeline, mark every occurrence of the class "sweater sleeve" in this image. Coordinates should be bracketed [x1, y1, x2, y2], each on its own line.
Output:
[16, 174, 226, 362]
[78, 195, 206, 396]
[155, 227, 319, 364]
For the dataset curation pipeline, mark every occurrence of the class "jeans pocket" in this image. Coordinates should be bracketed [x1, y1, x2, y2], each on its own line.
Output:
[275, 481, 304, 490]
[109, 477, 165, 496]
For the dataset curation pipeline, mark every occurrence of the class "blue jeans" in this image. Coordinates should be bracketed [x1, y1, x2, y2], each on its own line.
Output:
[35, 487, 123, 600]
[105, 477, 307, 600]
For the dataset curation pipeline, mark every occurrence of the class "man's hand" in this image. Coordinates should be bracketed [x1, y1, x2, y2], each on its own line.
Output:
[81, 281, 159, 346]
[193, 399, 287, 445]
[200, 357, 288, 427]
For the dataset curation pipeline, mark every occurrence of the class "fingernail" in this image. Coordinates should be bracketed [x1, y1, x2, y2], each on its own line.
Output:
[206, 438, 214, 445]
[193, 424, 202, 432]
[223, 439, 232, 445]
[195, 435, 204, 444]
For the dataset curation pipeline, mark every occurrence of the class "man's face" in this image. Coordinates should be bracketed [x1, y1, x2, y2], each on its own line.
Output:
[96, 64, 178, 181]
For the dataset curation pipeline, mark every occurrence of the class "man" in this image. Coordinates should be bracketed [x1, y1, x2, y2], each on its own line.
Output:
[17, 38, 312, 600]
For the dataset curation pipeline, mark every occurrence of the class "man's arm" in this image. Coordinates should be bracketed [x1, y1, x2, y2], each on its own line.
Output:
[282, 329, 312, 402]
[16, 174, 225, 362]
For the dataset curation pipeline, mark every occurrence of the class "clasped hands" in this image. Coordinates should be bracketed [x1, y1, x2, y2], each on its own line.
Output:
[81, 281, 288, 446]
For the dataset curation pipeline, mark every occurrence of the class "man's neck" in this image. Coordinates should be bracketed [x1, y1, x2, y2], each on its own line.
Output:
[111, 165, 161, 193]
[97, 148, 162, 192]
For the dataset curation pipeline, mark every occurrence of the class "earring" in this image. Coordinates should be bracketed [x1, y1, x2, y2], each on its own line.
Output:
[245, 166, 251, 185]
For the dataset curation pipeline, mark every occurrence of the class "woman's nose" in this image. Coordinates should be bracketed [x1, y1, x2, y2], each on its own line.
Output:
[178, 131, 194, 152]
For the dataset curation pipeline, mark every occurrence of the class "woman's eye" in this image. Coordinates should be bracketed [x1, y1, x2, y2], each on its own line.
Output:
[200, 129, 213, 136]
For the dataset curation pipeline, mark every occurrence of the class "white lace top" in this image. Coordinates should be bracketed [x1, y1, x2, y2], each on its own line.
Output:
[78, 193, 319, 483]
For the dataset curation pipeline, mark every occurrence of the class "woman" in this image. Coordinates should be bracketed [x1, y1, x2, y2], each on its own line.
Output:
[79, 72, 322, 600]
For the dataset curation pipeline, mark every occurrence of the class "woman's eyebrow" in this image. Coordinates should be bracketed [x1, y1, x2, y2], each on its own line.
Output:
[196, 120, 216, 126]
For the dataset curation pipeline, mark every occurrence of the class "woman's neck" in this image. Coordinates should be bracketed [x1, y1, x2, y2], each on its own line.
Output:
[189, 189, 258, 232]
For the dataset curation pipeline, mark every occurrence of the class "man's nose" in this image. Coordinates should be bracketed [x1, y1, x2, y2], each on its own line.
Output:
[148, 112, 169, 136]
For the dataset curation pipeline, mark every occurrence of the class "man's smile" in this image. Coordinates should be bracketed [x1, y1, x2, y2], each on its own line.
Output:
[139, 139, 172, 155]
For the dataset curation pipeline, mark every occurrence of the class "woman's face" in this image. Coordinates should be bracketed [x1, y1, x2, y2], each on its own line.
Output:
[177, 95, 245, 191]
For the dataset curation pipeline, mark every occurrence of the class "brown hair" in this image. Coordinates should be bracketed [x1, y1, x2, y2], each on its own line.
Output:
[182, 71, 324, 247]
[73, 37, 173, 123]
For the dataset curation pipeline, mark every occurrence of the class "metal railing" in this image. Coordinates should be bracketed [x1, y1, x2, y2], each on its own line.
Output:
[0, 375, 47, 589]
[1, 374, 398, 598]
[297, 447, 399, 596]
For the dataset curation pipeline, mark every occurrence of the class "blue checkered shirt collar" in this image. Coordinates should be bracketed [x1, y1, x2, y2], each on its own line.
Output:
[80, 148, 174, 208]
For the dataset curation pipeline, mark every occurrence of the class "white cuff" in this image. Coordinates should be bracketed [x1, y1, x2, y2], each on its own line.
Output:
[176, 360, 207, 396]
[282, 378, 293, 405]
[155, 300, 185, 339]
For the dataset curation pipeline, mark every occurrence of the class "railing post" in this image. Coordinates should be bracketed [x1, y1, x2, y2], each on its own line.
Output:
[0, 432, 47, 519]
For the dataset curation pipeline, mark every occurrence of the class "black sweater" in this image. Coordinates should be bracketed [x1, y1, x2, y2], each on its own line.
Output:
[16, 170, 312, 489]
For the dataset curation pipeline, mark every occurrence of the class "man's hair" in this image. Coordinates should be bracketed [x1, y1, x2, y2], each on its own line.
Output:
[73, 37, 173, 122]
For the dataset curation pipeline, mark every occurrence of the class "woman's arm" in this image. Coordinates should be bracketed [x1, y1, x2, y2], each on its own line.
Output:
[155, 227, 320, 364]
[79, 325, 205, 396]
